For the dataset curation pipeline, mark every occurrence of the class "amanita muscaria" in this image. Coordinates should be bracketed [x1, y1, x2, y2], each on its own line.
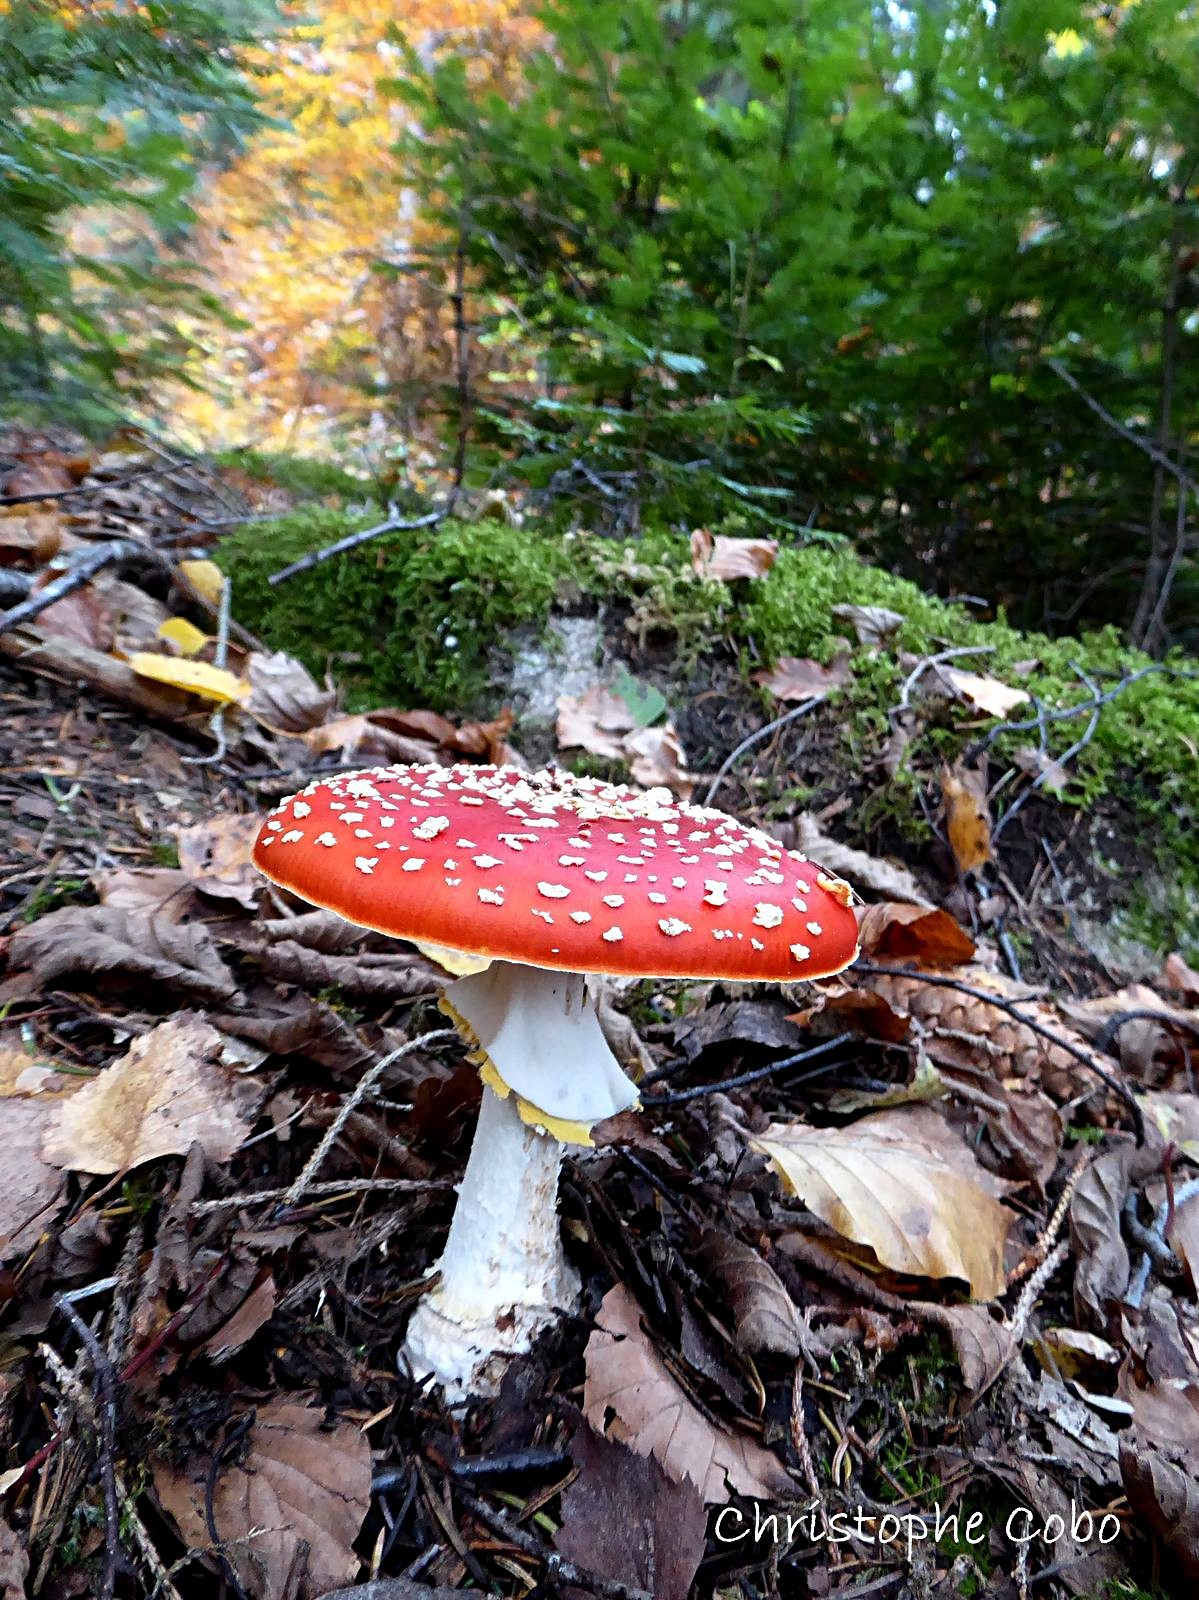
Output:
[252, 762, 859, 1398]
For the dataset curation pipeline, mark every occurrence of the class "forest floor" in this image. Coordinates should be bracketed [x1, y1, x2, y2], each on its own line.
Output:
[0, 430, 1197, 1600]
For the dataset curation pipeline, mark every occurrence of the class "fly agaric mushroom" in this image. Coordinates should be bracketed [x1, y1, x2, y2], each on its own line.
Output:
[252, 763, 858, 1399]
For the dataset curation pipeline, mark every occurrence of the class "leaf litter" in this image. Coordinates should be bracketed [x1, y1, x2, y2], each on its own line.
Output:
[0, 435, 1197, 1597]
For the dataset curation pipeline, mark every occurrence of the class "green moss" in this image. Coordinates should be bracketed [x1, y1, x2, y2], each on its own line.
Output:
[214, 448, 388, 504]
[217, 509, 569, 712]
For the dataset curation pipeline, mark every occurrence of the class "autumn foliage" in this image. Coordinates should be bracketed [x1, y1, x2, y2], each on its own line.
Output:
[179, 0, 536, 456]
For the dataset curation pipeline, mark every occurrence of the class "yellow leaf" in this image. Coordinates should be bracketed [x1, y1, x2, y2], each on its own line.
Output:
[413, 939, 492, 978]
[940, 761, 992, 875]
[750, 1107, 1012, 1299]
[178, 559, 228, 607]
[130, 653, 249, 705]
[1048, 27, 1087, 58]
[157, 617, 211, 657]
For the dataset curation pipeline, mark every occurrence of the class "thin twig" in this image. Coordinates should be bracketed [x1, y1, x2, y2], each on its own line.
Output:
[1095, 1008, 1199, 1054]
[1126, 1175, 1199, 1309]
[190, 1174, 450, 1215]
[991, 661, 1102, 843]
[0, 462, 183, 507]
[893, 644, 996, 715]
[52, 1296, 121, 1600]
[0, 540, 142, 634]
[643, 1035, 855, 1106]
[281, 1029, 457, 1209]
[853, 961, 1144, 1143]
[1045, 358, 1199, 495]
[704, 696, 821, 806]
[268, 507, 446, 585]
[455, 1486, 656, 1600]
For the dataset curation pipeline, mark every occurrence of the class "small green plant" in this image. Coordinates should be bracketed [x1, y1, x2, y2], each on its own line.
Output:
[21, 877, 88, 922]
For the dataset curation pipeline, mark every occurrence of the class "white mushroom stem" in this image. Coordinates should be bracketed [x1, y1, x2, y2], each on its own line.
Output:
[404, 1084, 577, 1400]
[403, 961, 640, 1400]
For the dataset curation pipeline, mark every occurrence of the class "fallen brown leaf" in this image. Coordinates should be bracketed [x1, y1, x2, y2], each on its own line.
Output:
[938, 666, 1030, 718]
[750, 1105, 1013, 1298]
[174, 811, 264, 910]
[556, 685, 636, 761]
[1120, 1375, 1199, 1579]
[0, 511, 62, 566]
[10, 905, 238, 1004]
[94, 867, 198, 923]
[917, 1302, 1014, 1399]
[555, 1421, 707, 1600]
[300, 710, 439, 764]
[690, 528, 778, 580]
[940, 760, 991, 874]
[583, 1284, 794, 1503]
[753, 653, 850, 703]
[831, 602, 905, 646]
[701, 1231, 806, 1358]
[0, 1513, 28, 1600]
[855, 901, 976, 966]
[42, 1015, 262, 1175]
[624, 723, 694, 796]
[242, 649, 336, 733]
[776, 815, 930, 906]
[154, 1400, 371, 1599]
[1070, 1137, 1164, 1330]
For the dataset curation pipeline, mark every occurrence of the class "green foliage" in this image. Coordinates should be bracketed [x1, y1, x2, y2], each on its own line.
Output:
[216, 509, 568, 711]
[0, 0, 265, 425]
[391, 0, 1199, 647]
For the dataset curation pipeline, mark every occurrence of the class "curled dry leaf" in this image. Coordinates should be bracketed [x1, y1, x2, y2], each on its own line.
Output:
[624, 723, 694, 796]
[300, 709, 440, 764]
[749, 1105, 1013, 1299]
[555, 1421, 708, 1600]
[831, 602, 905, 646]
[855, 901, 976, 966]
[174, 811, 264, 909]
[557, 684, 636, 761]
[1060, 982, 1193, 1082]
[154, 1400, 371, 1600]
[42, 1015, 263, 1175]
[753, 653, 850, 703]
[700, 1231, 806, 1358]
[583, 1283, 794, 1504]
[690, 528, 778, 581]
[1119, 1375, 1199, 1579]
[9, 904, 238, 1004]
[242, 649, 336, 733]
[940, 760, 991, 874]
[241, 939, 444, 997]
[94, 866, 197, 923]
[1070, 1136, 1164, 1331]
[938, 666, 1030, 718]
[916, 1302, 1015, 1400]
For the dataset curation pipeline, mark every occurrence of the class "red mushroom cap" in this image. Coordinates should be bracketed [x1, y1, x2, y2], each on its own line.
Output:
[252, 763, 859, 981]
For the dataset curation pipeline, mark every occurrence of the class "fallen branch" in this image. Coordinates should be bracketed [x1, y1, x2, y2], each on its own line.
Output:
[0, 539, 148, 634]
[268, 505, 446, 585]
[0, 622, 209, 727]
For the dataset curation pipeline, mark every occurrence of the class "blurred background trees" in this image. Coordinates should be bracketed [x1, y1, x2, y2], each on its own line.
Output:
[2, 0, 1195, 648]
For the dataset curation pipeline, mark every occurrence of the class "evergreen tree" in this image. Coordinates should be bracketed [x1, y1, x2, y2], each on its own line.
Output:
[0, 0, 266, 424]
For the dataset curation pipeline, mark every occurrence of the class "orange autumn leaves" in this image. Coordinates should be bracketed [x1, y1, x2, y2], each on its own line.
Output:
[177, 0, 537, 453]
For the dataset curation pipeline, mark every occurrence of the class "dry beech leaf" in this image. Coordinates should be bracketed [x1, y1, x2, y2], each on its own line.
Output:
[37, 584, 113, 652]
[780, 816, 930, 906]
[243, 649, 336, 734]
[556, 685, 636, 761]
[9, 905, 237, 1004]
[938, 666, 1031, 718]
[94, 867, 197, 923]
[750, 1106, 1013, 1299]
[237, 939, 443, 997]
[1119, 1376, 1199, 1579]
[174, 812, 264, 909]
[753, 653, 850, 703]
[555, 1422, 707, 1600]
[300, 710, 437, 764]
[831, 603, 905, 646]
[1161, 952, 1199, 1004]
[624, 723, 694, 796]
[690, 528, 778, 580]
[154, 1400, 371, 1600]
[701, 1231, 805, 1358]
[201, 1272, 277, 1363]
[0, 511, 62, 565]
[855, 902, 976, 966]
[583, 1284, 794, 1504]
[917, 1302, 1014, 1399]
[940, 761, 991, 874]
[42, 1015, 262, 1175]
[0, 1096, 68, 1260]
[0, 1513, 28, 1600]
[1070, 1137, 1164, 1330]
